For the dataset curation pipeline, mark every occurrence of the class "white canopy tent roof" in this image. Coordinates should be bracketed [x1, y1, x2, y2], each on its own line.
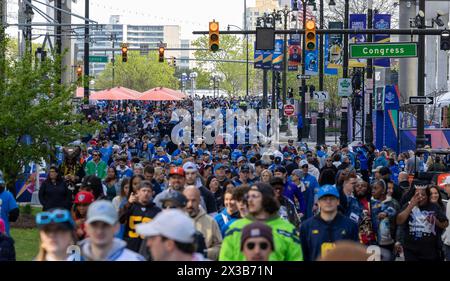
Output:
[436, 91, 450, 107]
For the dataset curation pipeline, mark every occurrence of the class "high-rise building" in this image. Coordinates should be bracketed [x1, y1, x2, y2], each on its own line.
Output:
[179, 39, 193, 69]
[244, 0, 280, 31]
[74, 16, 182, 77]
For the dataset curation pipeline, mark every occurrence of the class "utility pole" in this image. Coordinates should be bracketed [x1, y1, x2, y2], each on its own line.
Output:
[83, 0, 89, 104]
[364, 0, 374, 144]
[281, 5, 289, 132]
[244, 0, 249, 98]
[300, 0, 307, 141]
[416, 0, 426, 149]
[24, 0, 33, 55]
[317, 0, 325, 145]
[339, 0, 349, 146]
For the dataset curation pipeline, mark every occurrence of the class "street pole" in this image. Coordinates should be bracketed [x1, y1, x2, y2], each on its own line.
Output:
[83, 0, 89, 104]
[0, 0, 6, 94]
[339, 0, 349, 146]
[364, 0, 374, 144]
[317, 0, 325, 145]
[272, 71, 276, 109]
[281, 6, 288, 131]
[416, 0, 426, 149]
[301, 0, 307, 141]
[263, 69, 268, 108]
[245, 0, 249, 98]
[56, 0, 62, 54]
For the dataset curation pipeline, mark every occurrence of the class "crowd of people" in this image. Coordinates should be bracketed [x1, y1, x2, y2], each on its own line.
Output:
[1, 97, 450, 261]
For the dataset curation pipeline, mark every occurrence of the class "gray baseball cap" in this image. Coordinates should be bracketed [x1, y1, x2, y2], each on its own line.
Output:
[136, 209, 195, 243]
[86, 200, 118, 226]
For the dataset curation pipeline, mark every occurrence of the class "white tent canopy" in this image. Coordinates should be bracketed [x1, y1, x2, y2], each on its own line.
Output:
[436, 91, 450, 107]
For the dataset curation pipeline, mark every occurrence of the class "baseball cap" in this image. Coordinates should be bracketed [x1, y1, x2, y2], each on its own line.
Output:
[182, 161, 198, 172]
[291, 169, 303, 178]
[237, 156, 247, 163]
[249, 183, 274, 198]
[317, 185, 340, 200]
[169, 167, 185, 177]
[74, 191, 95, 204]
[240, 164, 251, 173]
[299, 160, 309, 167]
[158, 157, 168, 164]
[241, 221, 274, 251]
[86, 200, 118, 225]
[439, 176, 450, 187]
[274, 166, 287, 174]
[136, 209, 195, 243]
[160, 190, 188, 208]
[214, 163, 226, 173]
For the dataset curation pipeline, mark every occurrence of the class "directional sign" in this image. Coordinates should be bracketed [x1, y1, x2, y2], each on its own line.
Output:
[350, 42, 418, 59]
[338, 78, 352, 97]
[313, 91, 329, 101]
[297, 74, 311, 80]
[409, 96, 434, 105]
[89, 56, 108, 63]
[284, 104, 295, 116]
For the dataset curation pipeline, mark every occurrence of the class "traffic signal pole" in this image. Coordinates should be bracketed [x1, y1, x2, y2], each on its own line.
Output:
[83, 0, 89, 104]
[364, 0, 374, 144]
[300, 0, 307, 142]
[317, 0, 325, 145]
[416, 0, 426, 149]
[339, 0, 349, 146]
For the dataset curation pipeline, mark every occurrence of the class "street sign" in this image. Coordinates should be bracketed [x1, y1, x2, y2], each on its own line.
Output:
[89, 56, 108, 63]
[350, 42, 418, 59]
[297, 74, 311, 80]
[284, 104, 295, 116]
[338, 78, 352, 97]
[409, 96, 434, 105]
[313, 91, 329, 101]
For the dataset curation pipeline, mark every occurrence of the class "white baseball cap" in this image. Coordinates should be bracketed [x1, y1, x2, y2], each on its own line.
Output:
[182, 161, 198, 172]
[299, 160, 309, 167]
[136, 209, 195, 243]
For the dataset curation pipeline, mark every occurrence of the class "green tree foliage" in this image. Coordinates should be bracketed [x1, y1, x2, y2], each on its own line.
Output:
[95, 51, 179, 92]
[192, 35, 256, 97]
[0, 35, 98, 189]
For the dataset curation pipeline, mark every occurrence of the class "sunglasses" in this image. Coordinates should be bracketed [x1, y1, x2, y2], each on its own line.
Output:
[245, 241, 269, 250]
[36, 210, 74, 227]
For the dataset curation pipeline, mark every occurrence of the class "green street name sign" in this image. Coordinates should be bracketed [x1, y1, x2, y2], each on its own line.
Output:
[350, 42, 418, 59]
[89, 56, 109, 63]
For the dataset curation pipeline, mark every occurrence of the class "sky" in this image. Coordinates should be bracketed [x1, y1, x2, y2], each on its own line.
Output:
[6, 0, 257, 40]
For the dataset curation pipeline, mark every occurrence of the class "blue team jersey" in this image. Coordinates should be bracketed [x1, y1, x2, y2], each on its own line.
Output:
[0, 190, 19, 236]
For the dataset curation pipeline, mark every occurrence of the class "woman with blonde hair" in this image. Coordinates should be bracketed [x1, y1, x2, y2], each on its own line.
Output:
[260, 169, 273, 184]
[34, 209, 77, 261]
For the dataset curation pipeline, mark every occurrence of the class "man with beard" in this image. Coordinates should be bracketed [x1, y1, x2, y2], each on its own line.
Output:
[183, 186, 222, 260]
[153, 167, 186, 209]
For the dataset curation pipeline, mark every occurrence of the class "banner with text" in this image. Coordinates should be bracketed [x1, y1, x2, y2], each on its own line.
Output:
[374, 14, 391, 67]
[272, 39, 284, 71]
[349, 14, 367, 67]
[254, 42, 263, 69]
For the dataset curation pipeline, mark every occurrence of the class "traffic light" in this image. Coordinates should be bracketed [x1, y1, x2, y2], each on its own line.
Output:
[440, 30, 450, 51]
[121, 43, 128, 62]
[173, 57, 177, 67]
[209, 20, 220, 52]
[305, 20, 316, 51]
[76, 65, 82, 79]
[159, 46, 165, 63]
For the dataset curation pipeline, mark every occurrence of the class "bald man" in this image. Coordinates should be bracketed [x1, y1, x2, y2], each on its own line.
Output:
[183, 186, 222, 260]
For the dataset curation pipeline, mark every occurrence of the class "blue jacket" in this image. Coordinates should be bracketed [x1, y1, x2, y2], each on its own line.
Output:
[299, 213, 359, 261]
[374, 156, 388, 169]
[283, 181, 305, 215]
[302, 174, 320, 220]
[214, 209, 239, 237]
[389, 164, 400, 184]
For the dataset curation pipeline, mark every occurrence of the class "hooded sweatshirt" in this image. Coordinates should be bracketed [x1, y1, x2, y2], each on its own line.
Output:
[69, 238, 145, 261]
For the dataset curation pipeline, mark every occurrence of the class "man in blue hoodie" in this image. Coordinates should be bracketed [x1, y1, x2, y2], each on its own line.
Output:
[273, 166, 305, 217]
[300, 185, 359, 261]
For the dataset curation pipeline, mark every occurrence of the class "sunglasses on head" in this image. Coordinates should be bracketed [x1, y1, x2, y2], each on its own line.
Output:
[245, 241, 269, 250]
[36, 209, 74, 227]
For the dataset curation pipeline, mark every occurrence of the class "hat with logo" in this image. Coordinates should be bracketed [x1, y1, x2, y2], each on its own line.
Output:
[136, 209, 195, 244]
[182, 162, 198, 172]
[317, 185, 340, 200]
[169, 167, 185, 177]
[74, 191, 95, 204]
[86, 200, 118, 225]
[214, 163, 226, 173]
[240, 221, 274, 251]
[240, 164, 251, 173]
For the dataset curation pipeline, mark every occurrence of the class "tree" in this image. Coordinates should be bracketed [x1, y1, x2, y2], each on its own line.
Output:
[95, 51, 179, 92]
[0, 37, 98, 191]
[192, 35, 256, 97]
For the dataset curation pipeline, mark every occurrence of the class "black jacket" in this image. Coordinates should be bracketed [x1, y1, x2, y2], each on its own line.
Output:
[0, 234, 15, 261]
[38, 180, 72, 211]
[198, 186, 218, 214]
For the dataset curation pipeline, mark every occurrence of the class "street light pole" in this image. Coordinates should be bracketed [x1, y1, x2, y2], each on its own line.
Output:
[364, 0, 374, 144]
[416, 0, 426, 149]
[83, 0, 89, 104]
[244, 0, 249, 98]
[300, 0, 307, 141]
[317, 0, 325, 145]
[339, 0, 349, 145]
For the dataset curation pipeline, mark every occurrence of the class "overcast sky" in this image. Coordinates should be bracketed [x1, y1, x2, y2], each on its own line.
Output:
[7, 0, 257, 40]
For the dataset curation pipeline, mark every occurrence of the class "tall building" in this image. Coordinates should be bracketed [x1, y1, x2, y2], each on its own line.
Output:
[244, 0, 280, 31]
[179, 39, 193, 69]
[75, 16, 182, 77]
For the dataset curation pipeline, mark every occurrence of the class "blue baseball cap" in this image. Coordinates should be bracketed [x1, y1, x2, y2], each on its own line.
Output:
[158, 157, 168, 164]
[214, 163, 226, 173]
[317, 185, 340, 200]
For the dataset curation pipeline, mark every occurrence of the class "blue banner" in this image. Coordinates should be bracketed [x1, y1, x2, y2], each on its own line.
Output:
[262, 50, 273, 69]
[254, 42, 263, 69]
[272, 39, 284, 71]
[374, 14, 391, 67]
[305, 37, 318, 75]
[349, 14, 367, 67]
[384, 85, 400, 110]
[324, 35, 338, 75]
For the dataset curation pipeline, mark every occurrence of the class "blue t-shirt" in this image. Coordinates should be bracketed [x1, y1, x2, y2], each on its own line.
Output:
[0, 190, 19, 236]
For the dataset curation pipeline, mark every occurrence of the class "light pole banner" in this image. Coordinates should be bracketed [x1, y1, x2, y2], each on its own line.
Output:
[324, 35, 338, 75]
[288, 34, 301, 71]
[254, 42, 263, 69]
[272, 39, 284, 71]
[349, 14, 367, 67]
[305, 37, 318, 75]
[373, 14, 391, 67]
[327, 22, 343, 69]
[262, 50, 273, 69]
